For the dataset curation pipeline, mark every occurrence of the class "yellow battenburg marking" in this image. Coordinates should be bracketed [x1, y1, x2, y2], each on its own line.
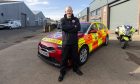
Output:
[42, 37, 62, 45]
[98, 38, 103, 46]
[130, 27, 136, 33]
[92, 33, 98, 40]
[89, 34, 97, 52]
[101, 29, 106, 37]
[78, 38, 85, 43]
[88, 43, 93, 52]
[78, 38, 85, 50]
[123, 36, 129, 41]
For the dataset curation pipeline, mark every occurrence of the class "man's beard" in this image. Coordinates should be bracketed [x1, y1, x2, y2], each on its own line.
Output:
[67, 15, 72, 19]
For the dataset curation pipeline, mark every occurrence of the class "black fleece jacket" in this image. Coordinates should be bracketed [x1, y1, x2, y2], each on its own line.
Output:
[61, 14, 81, 45]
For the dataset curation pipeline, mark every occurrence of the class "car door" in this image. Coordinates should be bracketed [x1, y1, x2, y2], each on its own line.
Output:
[88, 23, 99, 51]
[96, 23, 107, 45]
[97, 23, 107, 45]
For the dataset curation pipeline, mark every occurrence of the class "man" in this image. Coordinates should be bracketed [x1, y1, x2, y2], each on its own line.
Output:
[58, 6, 83, 82]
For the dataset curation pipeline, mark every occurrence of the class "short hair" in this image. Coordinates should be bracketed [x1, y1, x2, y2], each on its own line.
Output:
[65, 6, 73, 11]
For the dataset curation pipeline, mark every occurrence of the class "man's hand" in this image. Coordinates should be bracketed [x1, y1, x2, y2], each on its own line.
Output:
[74, 25, 77, 28]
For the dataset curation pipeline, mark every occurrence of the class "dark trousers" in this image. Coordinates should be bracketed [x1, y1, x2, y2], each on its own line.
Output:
[60, 44, 79, 74]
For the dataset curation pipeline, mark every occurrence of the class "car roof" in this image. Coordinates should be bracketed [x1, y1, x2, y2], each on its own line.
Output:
[80, 22, 103, 24]
[91, 22, 102, 24]
[80, 22, 107, 27]
[80, 22, 91, 24]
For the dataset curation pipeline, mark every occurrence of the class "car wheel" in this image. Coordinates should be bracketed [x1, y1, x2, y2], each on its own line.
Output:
[121, 41, 128, 49]
[79, 46, 89, 65]
[104, 36, 109, 46]
[9, 26, 12, 29]
[18, 26, 22, 29]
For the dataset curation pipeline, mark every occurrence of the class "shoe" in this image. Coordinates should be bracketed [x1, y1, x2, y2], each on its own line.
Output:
[58, 73, 65, 82]
[74, 69, 83, 76]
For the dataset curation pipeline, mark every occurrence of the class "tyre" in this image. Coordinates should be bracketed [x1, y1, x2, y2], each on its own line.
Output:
[104, 36, 109, 46]
[79, 45, 89, 65]
[9, 26, 12, 29]
[121, 41, 128, 49]
[19, 26, 22, 29]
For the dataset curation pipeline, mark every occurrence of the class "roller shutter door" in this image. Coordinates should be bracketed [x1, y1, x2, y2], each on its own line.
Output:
[110, 0, 138, 30]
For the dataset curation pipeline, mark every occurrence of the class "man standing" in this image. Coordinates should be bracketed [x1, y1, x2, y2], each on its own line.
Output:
[58, 6, 83, 82]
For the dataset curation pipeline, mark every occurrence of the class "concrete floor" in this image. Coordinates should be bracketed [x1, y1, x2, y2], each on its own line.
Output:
[0, 29, 140, 84]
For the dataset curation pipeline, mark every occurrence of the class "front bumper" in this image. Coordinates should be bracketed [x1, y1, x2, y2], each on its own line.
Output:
[38, 52, 61, 67]
[0, 26, 9, 29]
[0, 25, 5, 29]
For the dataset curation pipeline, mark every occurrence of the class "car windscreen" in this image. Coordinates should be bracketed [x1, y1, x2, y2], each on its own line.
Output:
[4, 20, 12, 23]
[79, 23, 91, 33]
[4, 21, 9, 23]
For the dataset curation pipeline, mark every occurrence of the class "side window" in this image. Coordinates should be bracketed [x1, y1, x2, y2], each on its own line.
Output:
[97, 23, 106, 30]
[97, 23, 103, 30]
[102, 24, 108, 29]
[11, 22, 13, 24]
[90, 24, 98, 31]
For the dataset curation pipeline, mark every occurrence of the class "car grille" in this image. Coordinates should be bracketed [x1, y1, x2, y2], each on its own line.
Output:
[39, 43, 55, 52]
[38, 53, 60, 67]
[57, 45, 62, 50]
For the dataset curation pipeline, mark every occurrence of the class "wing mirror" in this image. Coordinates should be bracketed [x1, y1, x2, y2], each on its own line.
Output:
[89, 30, 97, 33]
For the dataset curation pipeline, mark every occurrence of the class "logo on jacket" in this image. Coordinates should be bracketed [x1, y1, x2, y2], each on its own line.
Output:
[72, 20, 75, 23]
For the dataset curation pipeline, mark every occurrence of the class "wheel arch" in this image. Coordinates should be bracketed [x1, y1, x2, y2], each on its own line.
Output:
[79, 44, 89, 54]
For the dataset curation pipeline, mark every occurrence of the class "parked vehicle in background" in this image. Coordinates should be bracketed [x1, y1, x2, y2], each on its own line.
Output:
[43, 18, 58, 32]
[115, 25, 138, 49]
[0, 20, 22, 29]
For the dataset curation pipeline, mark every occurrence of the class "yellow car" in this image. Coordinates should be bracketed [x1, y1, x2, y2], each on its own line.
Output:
[38, 22, 109, 67]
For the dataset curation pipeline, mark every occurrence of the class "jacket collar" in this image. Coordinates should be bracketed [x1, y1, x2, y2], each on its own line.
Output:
[64, 14, 74, 20]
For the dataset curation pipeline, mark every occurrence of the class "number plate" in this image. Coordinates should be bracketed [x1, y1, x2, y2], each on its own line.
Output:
[39, 49, 49, 57]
